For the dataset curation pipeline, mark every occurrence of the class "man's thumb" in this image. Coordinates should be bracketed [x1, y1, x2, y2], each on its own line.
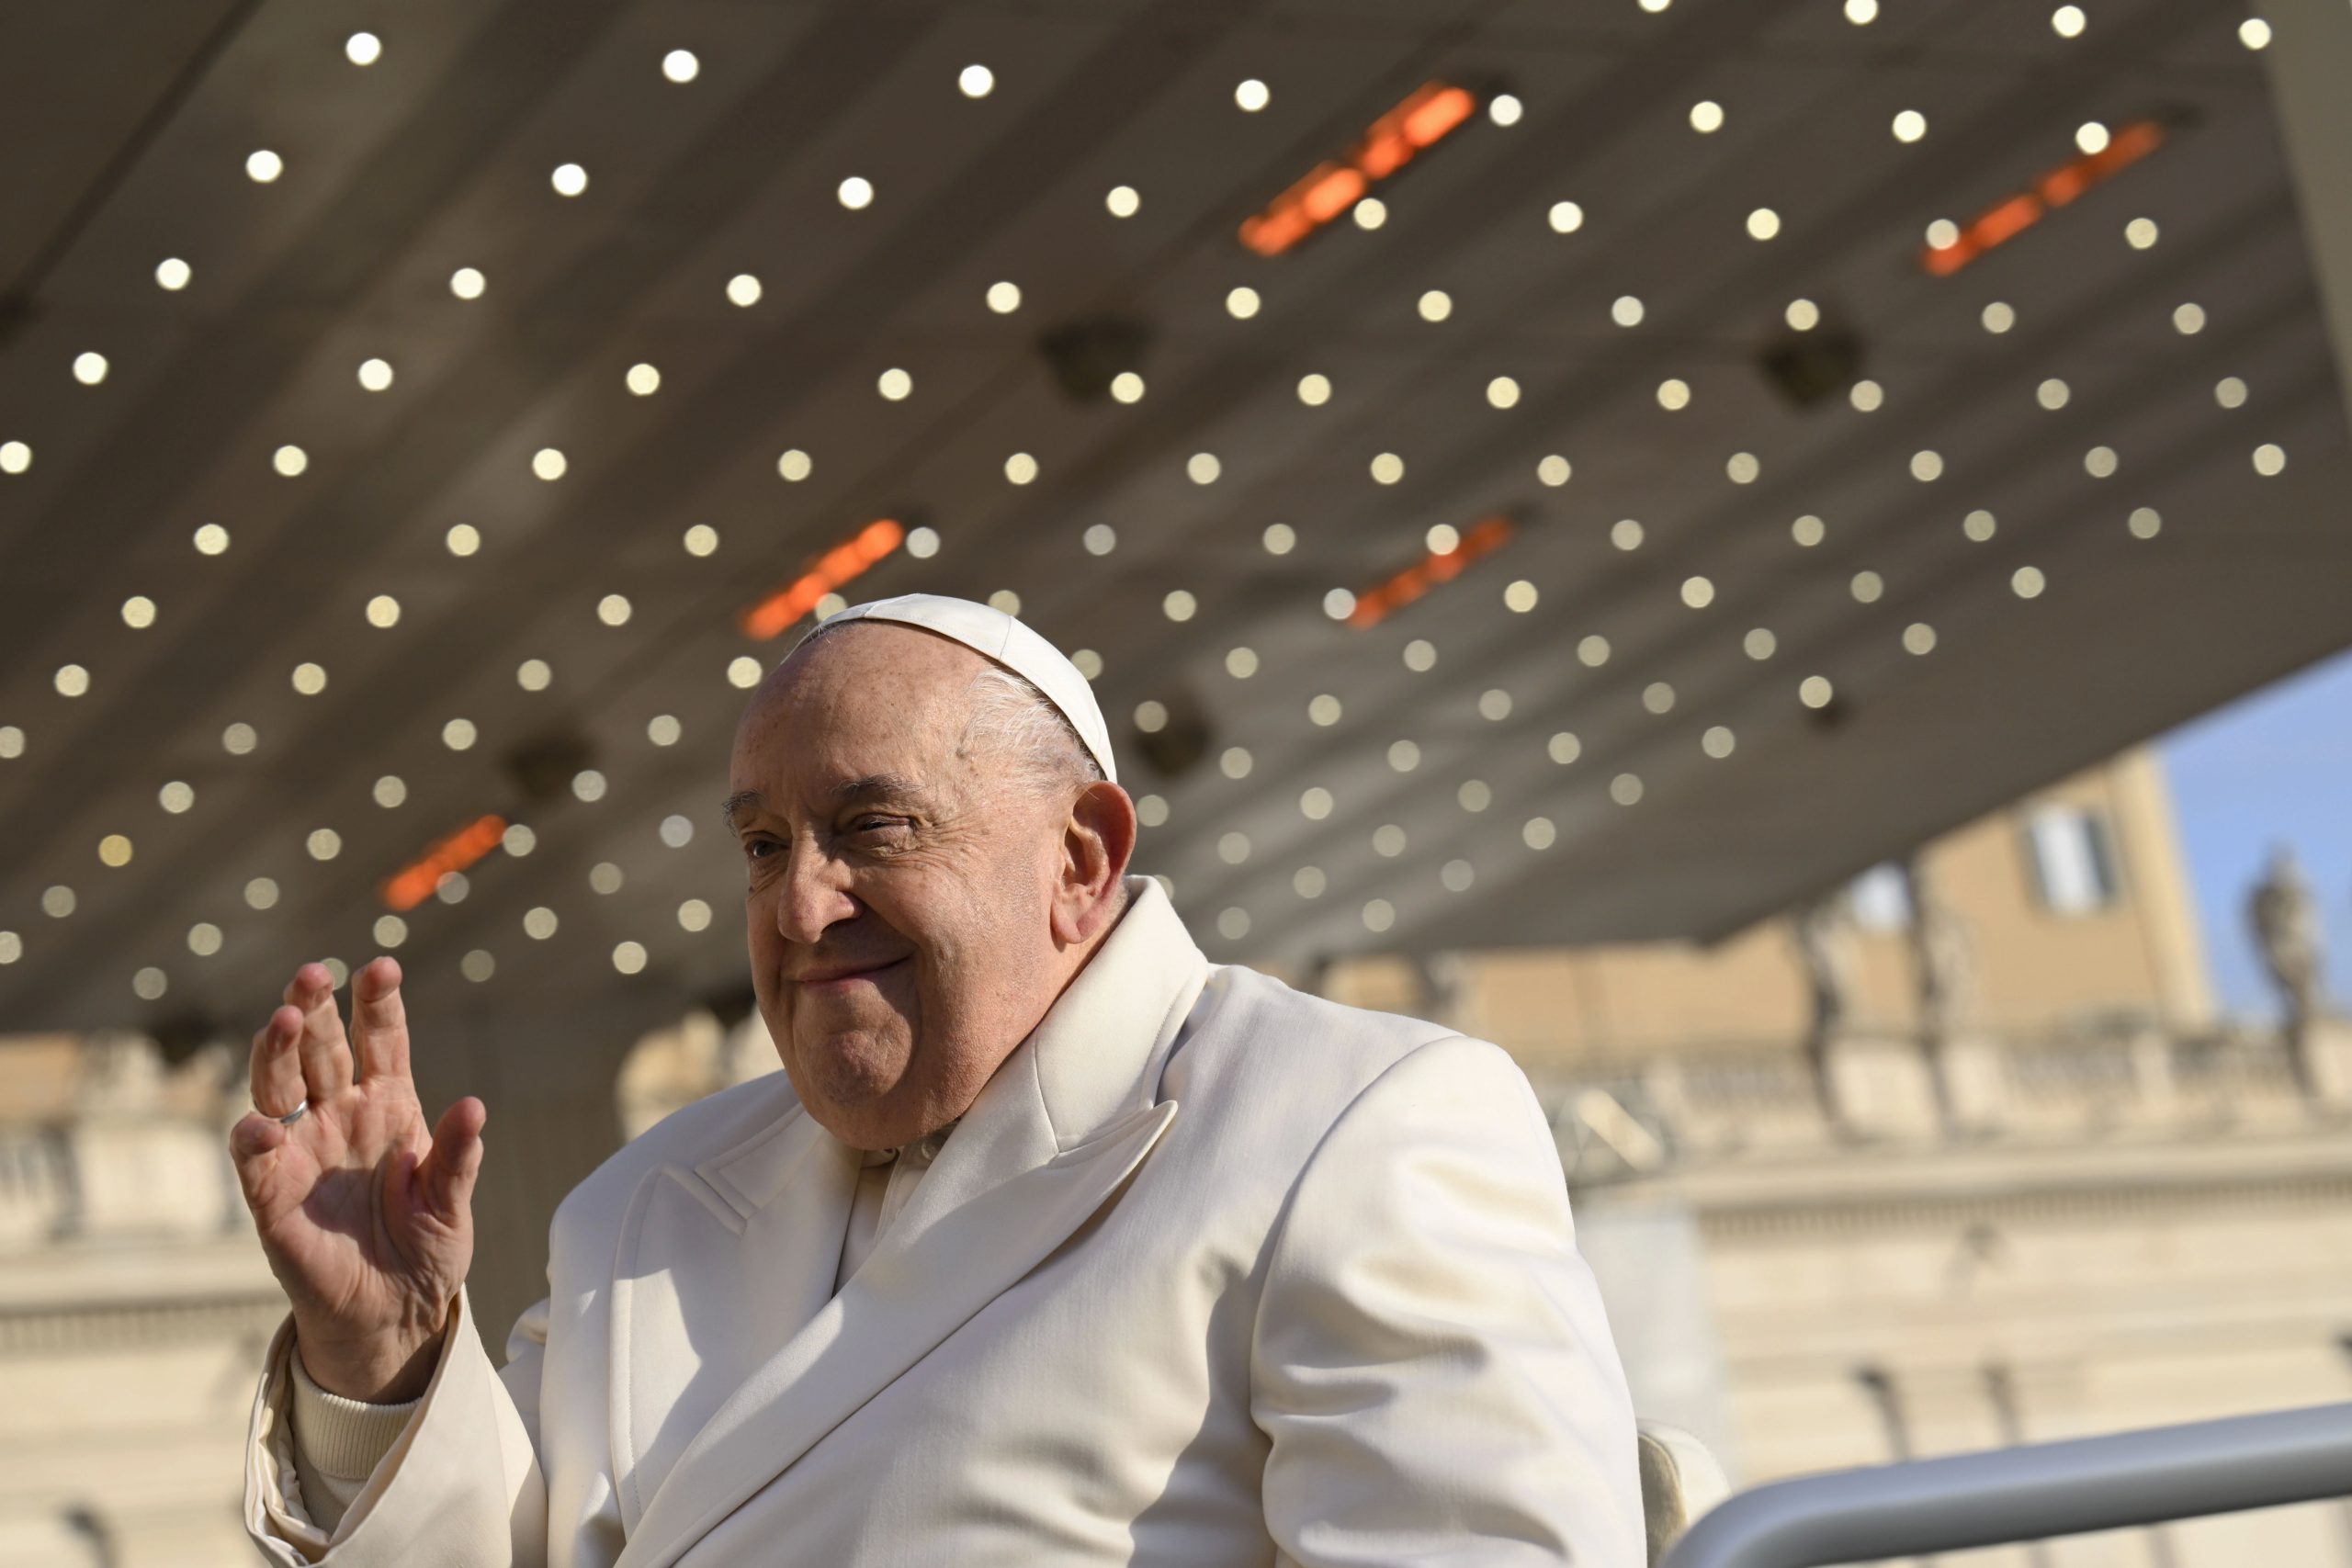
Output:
[416, 1097, 487, 1223]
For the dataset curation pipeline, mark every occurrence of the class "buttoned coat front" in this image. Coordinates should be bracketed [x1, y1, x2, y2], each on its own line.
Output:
[243, 880, 1643, 1566]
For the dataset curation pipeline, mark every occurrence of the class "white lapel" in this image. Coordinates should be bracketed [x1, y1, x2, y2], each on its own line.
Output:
[606, 1089, 860, 1534]
[616, 878, 1210, 1568]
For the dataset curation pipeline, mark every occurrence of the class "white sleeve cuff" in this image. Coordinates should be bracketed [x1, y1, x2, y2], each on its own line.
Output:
[283, 1346, 424, 1533]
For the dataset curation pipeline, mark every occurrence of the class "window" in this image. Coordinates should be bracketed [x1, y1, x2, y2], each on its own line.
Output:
[2022, 805, 2120, 915]
[1847, 863, 1913, 931]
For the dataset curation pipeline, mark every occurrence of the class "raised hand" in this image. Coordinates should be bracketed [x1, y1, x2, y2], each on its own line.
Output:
[229, 955, 485, 1404]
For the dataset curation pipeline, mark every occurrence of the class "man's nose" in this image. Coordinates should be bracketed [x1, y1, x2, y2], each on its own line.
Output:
[776, 841, 858, 946]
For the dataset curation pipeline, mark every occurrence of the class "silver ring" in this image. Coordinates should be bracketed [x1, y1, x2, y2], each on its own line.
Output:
[276, 1100, 310, 1127]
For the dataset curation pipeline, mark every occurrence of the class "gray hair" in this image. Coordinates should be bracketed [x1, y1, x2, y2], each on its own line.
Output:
[966, 663, 1129, 920]
[959, 662, 1105, 796]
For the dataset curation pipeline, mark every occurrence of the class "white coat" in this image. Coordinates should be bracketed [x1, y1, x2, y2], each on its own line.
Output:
[243, 878, 1643, 1565]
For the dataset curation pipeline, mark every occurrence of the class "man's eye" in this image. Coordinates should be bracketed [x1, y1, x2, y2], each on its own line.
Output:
[743, 840, 778, 860]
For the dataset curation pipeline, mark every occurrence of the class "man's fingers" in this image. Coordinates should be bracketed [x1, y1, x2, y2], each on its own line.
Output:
[228, 1112, 288, 1204]
[230, 1111, 288, 1163]
[283, 962, 355, 1103]
[248, 1010, 307, 1119]
[350, 956, 413, 1083]
[416, 1097, 487, 1224]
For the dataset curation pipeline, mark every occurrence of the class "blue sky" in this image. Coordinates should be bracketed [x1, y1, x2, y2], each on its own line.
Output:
[2159, 643, 2352, 1020]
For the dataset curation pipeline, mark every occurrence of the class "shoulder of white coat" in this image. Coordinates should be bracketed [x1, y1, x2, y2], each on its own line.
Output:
[1170, 963, 1526, 1120]
[548, 1071, 803, 1246]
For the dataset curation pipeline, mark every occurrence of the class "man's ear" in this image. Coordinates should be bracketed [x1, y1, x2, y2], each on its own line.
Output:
[1053, 782, 1136, 946]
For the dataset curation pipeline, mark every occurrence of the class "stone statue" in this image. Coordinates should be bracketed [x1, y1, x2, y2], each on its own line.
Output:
[2248, 846, 2326, 1095]
[1790, 894, 1859, 1124]
[1414, 951, 1469, 1031]
[1906, 864, 1980, 1043]
[1902, 860, 1973, 1134]
[74, 1033, 165, 1119]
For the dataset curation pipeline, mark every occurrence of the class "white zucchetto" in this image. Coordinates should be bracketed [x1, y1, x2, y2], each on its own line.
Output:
[792, 593, 1117, 784]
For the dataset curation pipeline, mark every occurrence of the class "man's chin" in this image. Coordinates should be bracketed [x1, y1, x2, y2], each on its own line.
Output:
[787, 1026, 911, 1115]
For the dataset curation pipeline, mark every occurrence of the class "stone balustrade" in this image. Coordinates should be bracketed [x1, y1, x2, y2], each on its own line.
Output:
[1528, 1018, 2352, 1183]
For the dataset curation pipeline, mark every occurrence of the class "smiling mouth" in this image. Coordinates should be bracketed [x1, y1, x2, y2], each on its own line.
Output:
[794, 955, 908, 989]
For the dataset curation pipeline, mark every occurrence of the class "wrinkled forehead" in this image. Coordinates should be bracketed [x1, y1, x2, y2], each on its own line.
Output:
[730, 622, 987, 788]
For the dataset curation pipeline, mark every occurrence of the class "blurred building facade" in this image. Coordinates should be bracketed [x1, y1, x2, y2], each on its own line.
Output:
[0, 1038, 277, 1567]
[1329, 745, 2215, 1058]
[1, 748, 2347, 1565]
[1318, 744, 2352, 1567]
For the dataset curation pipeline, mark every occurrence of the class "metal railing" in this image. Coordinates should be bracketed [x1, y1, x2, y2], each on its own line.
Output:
[1662, 1401, 2352, 1568]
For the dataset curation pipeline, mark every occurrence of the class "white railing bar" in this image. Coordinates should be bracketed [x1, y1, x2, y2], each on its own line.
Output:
[1661, 1400, 2352, 1568]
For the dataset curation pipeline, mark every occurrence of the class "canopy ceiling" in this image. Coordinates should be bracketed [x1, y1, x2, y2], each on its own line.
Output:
[1, 0, 2345, 1040]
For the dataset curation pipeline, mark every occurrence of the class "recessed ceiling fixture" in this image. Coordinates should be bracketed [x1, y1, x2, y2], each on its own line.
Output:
[1239, 81, 1479, 257]
[1036, 312, 1153, 404]
[1921, 118, 2166, 276]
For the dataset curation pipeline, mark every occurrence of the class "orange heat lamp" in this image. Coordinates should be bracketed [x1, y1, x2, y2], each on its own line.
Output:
[1920, 118, 2165, 277]
[381, 813, 510, 912]
[739, 518, 906, 641]
[1240, 81, 1480, 258]
[1344, 514, 1514, 630]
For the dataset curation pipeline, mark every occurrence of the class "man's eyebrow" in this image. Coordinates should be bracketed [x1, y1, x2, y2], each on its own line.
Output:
[832, 772, 929, 806]
[722, 776, 931, 829]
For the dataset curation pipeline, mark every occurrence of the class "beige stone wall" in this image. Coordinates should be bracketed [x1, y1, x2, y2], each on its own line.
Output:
[2098, 748, 2218, 1027]
[1658, 1131, 2352, 1565]
[1451, 924, 1815, 1058]
[0, 1242, 283, 1568]
[1921, 750, 2216, 1038]
[1329, 746, 2221, 1069]
[0, 1043, 283, 1568]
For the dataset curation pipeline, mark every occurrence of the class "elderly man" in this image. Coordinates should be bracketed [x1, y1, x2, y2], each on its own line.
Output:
[231, 594, 1643, 1566]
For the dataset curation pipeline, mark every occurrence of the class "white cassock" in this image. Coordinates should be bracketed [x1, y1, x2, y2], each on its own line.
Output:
[242, 877, 1643, 1566]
